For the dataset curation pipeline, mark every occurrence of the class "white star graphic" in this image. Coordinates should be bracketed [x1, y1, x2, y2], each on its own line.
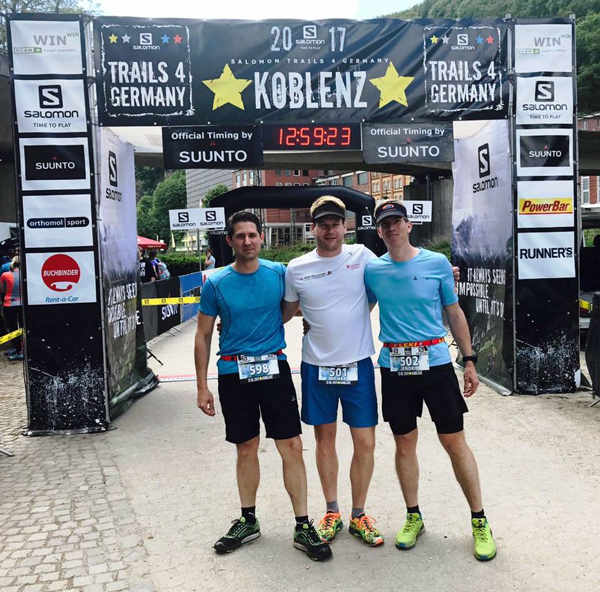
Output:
[441, 35, 450, 44]
[122, 34, 131, 43]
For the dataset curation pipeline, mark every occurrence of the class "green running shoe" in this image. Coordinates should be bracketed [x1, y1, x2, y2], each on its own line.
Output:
[293, 521, 333, 561]
[214, 517, 260, 554]
[317, 511, 343, 542]
[395, 512, 425, 550]
[349, 514, 384, 547]
[472, 518, 497, 561]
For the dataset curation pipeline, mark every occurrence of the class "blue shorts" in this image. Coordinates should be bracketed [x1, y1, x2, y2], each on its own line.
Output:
[300, 357, 378, 428]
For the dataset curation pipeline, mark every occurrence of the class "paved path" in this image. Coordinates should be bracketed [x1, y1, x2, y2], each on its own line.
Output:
[1, 316, 600, 592]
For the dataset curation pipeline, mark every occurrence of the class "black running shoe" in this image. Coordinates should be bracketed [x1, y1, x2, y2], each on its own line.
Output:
[214, 517, 261, 554]
[293, 521, 333, 561]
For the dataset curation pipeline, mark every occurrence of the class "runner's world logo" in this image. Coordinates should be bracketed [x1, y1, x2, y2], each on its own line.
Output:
[519, 198, 572, 215]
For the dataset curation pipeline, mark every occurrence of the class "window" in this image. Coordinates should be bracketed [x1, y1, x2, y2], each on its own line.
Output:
[293, 170, 300, 176]
[276, 182, 282, 187]
[302, 170, 309, 176]
[583, 177, 590, 204]
[285, 182, 292, 186]
[294, 183, 301, 186]
[343, 176, 353, 187]
[236, 174, 240, 186]
[383, 180, 391, 192]
[285, 169, 291, 176]
[373, 181, 380, 193]
[249, 171, 254, 184]
[242, 172, 247, 185]
[275, 169, 282, 176]
[331, 179, 338, 186]
[394, 177, 403, 189]
[303, 183, 309, 186]
[357, 172, 368, 185]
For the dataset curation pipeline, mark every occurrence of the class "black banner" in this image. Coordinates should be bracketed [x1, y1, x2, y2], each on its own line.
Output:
[156, 278, 182, 335]
[162, 125, 263, 168]
[95, 18, 508, 126]
[363, 122, 454, 164]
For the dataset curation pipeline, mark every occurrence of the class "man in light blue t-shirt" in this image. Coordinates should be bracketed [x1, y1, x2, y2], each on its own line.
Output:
[195, 211, 331, 562]
[364, 200, 497, 562]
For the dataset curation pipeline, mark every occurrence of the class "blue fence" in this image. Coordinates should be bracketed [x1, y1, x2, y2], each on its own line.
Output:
[180, 272, 204, 322]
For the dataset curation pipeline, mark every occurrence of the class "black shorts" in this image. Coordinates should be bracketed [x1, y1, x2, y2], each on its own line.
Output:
[381, 363, 468, 436]
[218, 360, 302, 444]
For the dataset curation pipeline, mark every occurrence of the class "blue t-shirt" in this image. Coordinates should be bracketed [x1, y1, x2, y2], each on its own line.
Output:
[199, 259, 287, 374]
[364, 249, 458, 368]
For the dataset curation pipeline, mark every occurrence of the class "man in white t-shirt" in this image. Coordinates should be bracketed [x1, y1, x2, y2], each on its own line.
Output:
[282, 196, 384, 548]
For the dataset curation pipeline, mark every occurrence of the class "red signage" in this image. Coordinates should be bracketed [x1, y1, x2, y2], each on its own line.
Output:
[41, 254, 81, 292]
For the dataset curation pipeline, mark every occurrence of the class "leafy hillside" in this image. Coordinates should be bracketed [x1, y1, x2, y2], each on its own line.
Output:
[386, 0, 600, 114]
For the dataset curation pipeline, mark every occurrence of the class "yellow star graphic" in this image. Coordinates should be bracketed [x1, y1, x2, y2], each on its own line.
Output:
[430, 35, 439, 44]
[108, 33, 118, 44]
[369, 63, 415, 109]
[202, 64, 252, 111]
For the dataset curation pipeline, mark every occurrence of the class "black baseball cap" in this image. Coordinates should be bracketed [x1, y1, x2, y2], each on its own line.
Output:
[312, 200, 346, 221]
[375, 202, 408, 224]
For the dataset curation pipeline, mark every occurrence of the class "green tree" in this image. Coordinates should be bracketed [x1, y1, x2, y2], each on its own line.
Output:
[135, 166, 165, 201]
[136, 194, 155, 239]
[202, 183, 229, 207]
[149, 170, 187, 243]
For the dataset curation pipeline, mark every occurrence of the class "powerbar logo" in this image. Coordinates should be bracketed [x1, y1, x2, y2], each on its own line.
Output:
[519, 246, 573, 259]
[518, 198, 572, 215]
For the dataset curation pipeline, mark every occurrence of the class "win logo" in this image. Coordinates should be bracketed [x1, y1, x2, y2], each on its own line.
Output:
[108, 151, 118, 187]
[535, 80, 554, 102]
[478, 144, 490, 178]
[38, 85, 63, 109]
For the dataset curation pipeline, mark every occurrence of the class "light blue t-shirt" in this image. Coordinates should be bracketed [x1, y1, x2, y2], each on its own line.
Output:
[199, 259, 287, 374]
[364, 249, 458, 368]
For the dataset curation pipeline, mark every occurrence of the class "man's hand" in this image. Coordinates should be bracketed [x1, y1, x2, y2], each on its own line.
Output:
[463, 363, 480, 398]
[216, 321, 222, 334]
[302, 318, 310, 335]
[197, 386, 216, 416]
[452, 266, 460, 283]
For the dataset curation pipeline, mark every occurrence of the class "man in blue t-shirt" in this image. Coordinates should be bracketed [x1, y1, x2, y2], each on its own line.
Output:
[195, 211, 331, 562]
[364, 200, 497, 562]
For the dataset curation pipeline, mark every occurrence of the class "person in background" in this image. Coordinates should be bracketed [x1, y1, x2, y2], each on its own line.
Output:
[204, 249, 216, 270]
[0, 258, 23, 360]
[0, 255, 10, 274]
[139, 247, 157, 284]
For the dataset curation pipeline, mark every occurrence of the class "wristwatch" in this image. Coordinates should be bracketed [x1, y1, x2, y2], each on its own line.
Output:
[462, 354, 478, 365]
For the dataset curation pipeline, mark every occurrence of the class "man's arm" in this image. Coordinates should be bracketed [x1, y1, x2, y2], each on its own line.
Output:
[444, 302, 479, 398]
[194, 312, 217, 416]
[281, 299, 300, 324]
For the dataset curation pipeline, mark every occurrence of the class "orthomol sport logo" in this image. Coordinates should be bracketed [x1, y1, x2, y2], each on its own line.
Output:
[519, 198, 572, 215]
[24, 144, 86, 181]
[519, 135, 570, 168]
[41, 254, 81, 292]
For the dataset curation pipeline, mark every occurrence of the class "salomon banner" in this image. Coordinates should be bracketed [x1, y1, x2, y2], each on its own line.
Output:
[452, 120, 513, 392]
[162, 126, 263, 168]
[8, 14, 108, 433]
[513, 18, 579, 395]
[363, 122, 454, 164]
[98, 129, 156, 418]
[94, 18, 508, 126]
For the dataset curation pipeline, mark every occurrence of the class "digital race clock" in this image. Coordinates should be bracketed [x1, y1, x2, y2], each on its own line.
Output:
[262, 124, 362, 151]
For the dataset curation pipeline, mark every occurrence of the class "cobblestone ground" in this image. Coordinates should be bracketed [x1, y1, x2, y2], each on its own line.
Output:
[0, 350, 156, 592]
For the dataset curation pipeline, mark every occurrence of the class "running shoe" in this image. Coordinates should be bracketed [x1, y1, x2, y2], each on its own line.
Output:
[293, 521, 333, 561]
[472, 518, 497, 561]
[213, 517, 260, 554]
[395, 513, 424, 550]
[317, 511, 343, 542]
[4, 348, 16, 356]
[8, 353, 23, 361]
[348, 514, 384, 547]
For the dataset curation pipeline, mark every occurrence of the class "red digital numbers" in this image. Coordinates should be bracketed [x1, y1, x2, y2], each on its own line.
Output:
[273, 125, 355, 149]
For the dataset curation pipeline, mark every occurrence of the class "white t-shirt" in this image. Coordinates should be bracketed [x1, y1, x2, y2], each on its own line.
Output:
[284, 244, 377, 366]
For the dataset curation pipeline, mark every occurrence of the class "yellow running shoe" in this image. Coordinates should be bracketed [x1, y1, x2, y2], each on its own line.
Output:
[395, 513, 424, 550]
[348, 514, 384, 547]
[472, 518, 497, 561]
[317, 511, 343, 542]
